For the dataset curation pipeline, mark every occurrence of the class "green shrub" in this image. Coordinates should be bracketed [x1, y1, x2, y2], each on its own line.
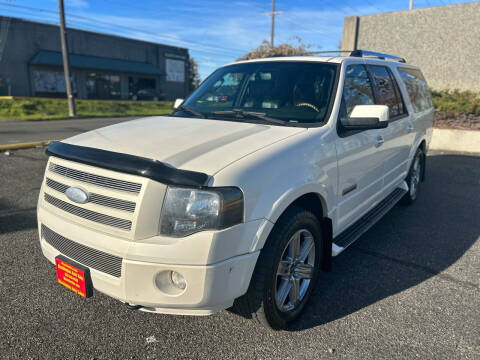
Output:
[431, 89, 480, 116]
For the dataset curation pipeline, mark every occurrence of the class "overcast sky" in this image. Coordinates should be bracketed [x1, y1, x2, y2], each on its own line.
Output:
[0, 0, 473, 79]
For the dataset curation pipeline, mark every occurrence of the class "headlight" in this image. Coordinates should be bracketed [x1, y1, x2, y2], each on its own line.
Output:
[159, 186, 243, 237]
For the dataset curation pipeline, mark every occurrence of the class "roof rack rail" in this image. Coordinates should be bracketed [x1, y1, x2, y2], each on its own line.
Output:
[349, 50, 406, 63]
[307, 50, 353, 55]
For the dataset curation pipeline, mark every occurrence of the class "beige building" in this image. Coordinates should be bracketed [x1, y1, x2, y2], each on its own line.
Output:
[341, 1, 480, 91]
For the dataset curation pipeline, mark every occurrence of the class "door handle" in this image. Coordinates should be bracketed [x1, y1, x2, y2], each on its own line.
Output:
[375, 135, 384, 148]
[406, 123, 414, 132]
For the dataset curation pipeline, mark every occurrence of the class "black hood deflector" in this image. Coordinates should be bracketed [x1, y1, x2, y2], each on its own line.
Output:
[46, 142, 210, 187]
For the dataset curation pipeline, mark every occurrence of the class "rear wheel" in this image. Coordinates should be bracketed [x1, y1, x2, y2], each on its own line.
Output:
[233, 207, 322, 330]
[401, 148, 424, 205]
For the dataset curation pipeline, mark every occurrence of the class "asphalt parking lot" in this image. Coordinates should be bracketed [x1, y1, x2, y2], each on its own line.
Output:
[0, 148, 479, 359]
[0, 117, 140, 145]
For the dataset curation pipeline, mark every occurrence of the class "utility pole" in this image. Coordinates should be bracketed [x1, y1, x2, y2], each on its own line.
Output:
[409, 0, 414, 10]
[58, 0, 76, 117]
[270, 0, 275, 47]
[264, 0, 282, 47]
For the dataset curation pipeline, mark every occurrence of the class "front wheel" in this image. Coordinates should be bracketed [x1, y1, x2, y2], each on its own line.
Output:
[233, 207, 322, 330]
[401, 148, 424, 205]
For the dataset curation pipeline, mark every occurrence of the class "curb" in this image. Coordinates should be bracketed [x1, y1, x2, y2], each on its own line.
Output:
[0, 140, 55, 151]
[429, 128, 480, 154]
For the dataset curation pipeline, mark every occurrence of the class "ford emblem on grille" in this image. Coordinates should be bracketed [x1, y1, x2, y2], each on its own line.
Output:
[65, 187, 89, 204]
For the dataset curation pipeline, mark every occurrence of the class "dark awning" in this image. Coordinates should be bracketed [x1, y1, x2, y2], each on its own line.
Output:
[29, 50, 163, 75]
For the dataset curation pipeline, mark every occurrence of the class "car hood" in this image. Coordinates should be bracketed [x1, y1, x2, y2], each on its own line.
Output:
[64, 116, 306, 175]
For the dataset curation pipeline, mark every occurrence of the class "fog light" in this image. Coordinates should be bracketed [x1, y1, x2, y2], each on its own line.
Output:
[170, 271, 186, 290]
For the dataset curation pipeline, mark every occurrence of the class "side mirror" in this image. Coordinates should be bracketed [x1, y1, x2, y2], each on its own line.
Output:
[341, 105, 389, 130]
[173, 98, 184, 109]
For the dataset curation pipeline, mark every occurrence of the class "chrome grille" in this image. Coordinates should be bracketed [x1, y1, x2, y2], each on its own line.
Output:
[46, 177, 69, 193]
[46, 178, 136, 213]
[89, 193, 136, 213]
[49, 162, 142, 194]
[42, 225, 122, 278]
[44, 193, 132, 230]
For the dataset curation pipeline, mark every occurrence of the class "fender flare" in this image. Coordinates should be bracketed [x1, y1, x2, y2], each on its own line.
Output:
[252, 187, 333, 273]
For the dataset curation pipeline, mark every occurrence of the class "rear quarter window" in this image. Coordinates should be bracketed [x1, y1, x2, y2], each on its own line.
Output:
[398, 68, 433, 113]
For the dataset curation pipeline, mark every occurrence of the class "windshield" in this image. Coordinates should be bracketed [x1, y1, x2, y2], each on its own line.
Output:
[174, 61, 338, 126]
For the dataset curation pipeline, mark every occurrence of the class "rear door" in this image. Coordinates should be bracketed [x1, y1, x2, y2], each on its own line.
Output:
[335, 63, 388, 235]
[396, 66, 435, 154]
[367, 64, 412, 194]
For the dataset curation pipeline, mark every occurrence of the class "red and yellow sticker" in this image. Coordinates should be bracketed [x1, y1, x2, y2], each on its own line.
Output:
[55, 257, 91, 298]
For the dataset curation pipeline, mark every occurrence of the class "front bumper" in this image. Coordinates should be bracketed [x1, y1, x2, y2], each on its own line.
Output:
[38, 208, 261, 315]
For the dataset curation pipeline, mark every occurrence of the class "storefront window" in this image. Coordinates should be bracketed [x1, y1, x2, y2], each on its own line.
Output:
[86, 73, 121, 99]
[166, 59, 185, 82]
[33, 70, 76, 98]
[128, 77, 161, 100]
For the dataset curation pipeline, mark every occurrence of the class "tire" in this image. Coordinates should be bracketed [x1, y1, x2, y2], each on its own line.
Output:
[232, 207, 322, 330]
[401, 147, 424, 205]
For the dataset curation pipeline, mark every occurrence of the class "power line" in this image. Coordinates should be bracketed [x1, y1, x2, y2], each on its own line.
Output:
[0, 5, 61, 26]
[0, 2, 246, 57]
[280, 14, 336, 35]
[1, 0, 397, 61]
[68, 15, 243, 57]
[0, 6, 239, 59]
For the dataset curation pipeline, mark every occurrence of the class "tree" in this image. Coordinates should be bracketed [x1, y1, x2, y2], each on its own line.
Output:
[237, 38, 312, 61]
[188, 57, 200, 93]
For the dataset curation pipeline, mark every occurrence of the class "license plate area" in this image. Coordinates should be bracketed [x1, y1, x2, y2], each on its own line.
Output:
[55, 255, 93, 298]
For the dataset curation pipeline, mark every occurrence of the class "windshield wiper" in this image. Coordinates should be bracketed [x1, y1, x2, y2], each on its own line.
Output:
[176, 105, 206, 118]
[211, 109, 287, 126]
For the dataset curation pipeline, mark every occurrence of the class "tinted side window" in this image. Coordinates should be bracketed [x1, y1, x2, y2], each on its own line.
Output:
[390, 71, 406, 115]
[342, 64, 375, 116]
[398, 68, 433, 113]
[368, 65, 405, 118]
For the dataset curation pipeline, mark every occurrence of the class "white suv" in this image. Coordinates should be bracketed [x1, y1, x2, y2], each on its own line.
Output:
[38, 51, 434, 329]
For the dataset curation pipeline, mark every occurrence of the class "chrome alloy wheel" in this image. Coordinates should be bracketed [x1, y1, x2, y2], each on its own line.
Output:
[275, 229, 315, 312]
[410, 155, 421, 197]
